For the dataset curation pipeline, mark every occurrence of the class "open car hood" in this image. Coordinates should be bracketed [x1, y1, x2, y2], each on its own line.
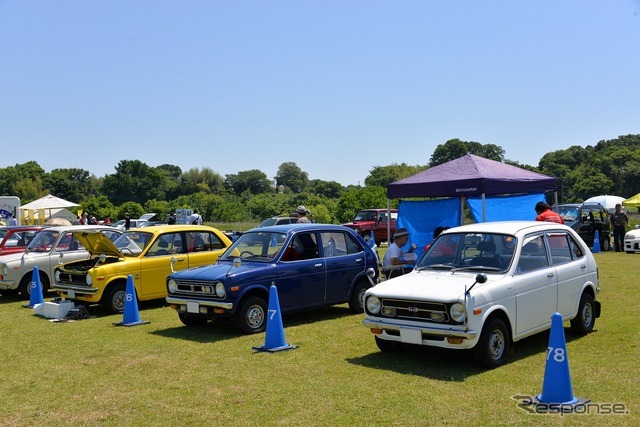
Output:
[72, 229, 121, 258]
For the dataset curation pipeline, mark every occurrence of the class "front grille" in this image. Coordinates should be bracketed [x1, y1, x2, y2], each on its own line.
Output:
[56, 272, 88, 287]
[173, 279, 222, 298]
[381, 298, 457, 324]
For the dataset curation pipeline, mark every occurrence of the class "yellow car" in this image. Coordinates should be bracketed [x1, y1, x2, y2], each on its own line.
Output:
[52, 225, 232, 313]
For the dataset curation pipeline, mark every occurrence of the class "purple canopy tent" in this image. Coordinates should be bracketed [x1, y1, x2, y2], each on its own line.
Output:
[385, 154, 557, 240]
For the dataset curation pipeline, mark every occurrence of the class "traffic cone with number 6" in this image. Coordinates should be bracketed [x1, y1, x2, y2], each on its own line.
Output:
[114, 275, 149, 326]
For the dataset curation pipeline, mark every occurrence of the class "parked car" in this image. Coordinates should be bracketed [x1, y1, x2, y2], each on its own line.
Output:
[165, 223, 379, 334]
[0, 226, 47, 256]
[558, 202, 611, 251]
[341, 209, 397, 246]
[243, 216, 298, 245]
[362, 221, 600, 368]
[0, 225, 122, 297]
[52, 225, 232, 313]
[623, 225, 640, 254]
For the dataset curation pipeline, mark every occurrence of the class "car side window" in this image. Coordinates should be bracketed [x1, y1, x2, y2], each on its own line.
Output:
[567, 234, 585, 259]
[517, 235, 549, 273]
[321, 232, 356, 258]
[147, 232, 180, 257]
[546, 232, 573, 266]
[292, 233, 319, 260]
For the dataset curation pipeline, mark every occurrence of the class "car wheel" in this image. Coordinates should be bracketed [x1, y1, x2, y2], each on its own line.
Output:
[104, 283, 126, 314]
[235, 296, 267, 335]
[348, 281, 370, 313]
[375, 336, 399, 352]
[475, 317, 511, 369]
[18, 272, 49, 298]
[570, 293, 595, 335]
[601, 237, 610, 252]
[178, 313, 208, 327]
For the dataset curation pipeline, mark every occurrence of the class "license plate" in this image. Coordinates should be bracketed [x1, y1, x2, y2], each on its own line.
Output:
[67, 289, 75, 299]
[187, 301, 199, 314]
[400, 328, 422, 344]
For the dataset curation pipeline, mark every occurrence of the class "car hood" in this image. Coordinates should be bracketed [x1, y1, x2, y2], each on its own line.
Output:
[73, 230, 121, 257]
[369, 270, 492, 301]
[170, 260, 263, 281]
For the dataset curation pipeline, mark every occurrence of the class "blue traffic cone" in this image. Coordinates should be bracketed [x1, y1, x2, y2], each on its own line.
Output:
[114, 275, 149, 326]
[369, 230, 375, 248]
[253, 284, 297, 352]
[26, 266, 45, 308]
[592, 230, 600, 253]
[270, 234, 278, 247]
[232, 231, 237, 242]
[533, 312, 589, 412]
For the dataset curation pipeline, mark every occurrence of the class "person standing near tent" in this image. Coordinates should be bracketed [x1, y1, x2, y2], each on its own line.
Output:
[534, 202, 564, 224]
[611, 203, 629, 252]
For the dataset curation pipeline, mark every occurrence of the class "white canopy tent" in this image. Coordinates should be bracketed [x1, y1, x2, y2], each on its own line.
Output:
[19, 195, 80, 225]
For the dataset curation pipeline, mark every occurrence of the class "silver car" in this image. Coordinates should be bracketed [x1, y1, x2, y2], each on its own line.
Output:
[0, 225, 122, 298]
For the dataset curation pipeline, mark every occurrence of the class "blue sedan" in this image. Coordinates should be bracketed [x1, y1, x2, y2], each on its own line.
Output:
[166, 223, 379, 334]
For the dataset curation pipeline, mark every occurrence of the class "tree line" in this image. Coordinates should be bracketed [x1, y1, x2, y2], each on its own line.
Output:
[2, 135, 639, 224]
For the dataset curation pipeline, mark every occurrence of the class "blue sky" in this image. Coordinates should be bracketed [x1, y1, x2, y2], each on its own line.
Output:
[1, 1, 639, 186]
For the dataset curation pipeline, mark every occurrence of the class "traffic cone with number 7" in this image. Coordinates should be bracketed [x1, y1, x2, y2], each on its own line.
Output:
[114, 275, 149, 326]
[253, 284, 297, 352]
[533, 312, 589, 411]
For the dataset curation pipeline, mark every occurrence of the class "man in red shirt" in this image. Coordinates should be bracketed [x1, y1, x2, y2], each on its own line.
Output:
[534, 202, 565, 224]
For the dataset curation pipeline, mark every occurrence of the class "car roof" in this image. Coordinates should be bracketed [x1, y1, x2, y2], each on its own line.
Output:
[441, 220, 573, 236]
[127, 224, 222, 233]
[38, 225, 116, 232]
[248, 223, 355, 233]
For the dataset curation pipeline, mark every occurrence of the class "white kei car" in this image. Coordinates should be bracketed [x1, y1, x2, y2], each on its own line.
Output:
[0, 225, 122, 298]
[623, 225, 640, 253]
[363, 221, 601, 368]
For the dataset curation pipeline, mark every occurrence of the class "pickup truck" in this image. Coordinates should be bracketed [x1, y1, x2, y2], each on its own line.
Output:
[341, 209, 398, 246]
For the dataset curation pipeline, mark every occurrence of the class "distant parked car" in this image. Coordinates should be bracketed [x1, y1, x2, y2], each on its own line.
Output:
[0, 225, 122, 298]
[0, 226, 47, 256]
[623, 225, 640, 254]
[558, 202, 611, 251]
[165, 223, 379, 334]
[341, 209, 398, 246]
[363, 221, 600, 368]
[243, 216, 298, 245]
[52, 225, 232, 313]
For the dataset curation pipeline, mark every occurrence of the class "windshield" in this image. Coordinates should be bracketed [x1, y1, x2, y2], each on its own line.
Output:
[113, 231, 154, 256]
[558, 205, 580, 225]
[27, 230, 60, 253]
[220, 231, 286, 262]
[417, 232, 515, 273]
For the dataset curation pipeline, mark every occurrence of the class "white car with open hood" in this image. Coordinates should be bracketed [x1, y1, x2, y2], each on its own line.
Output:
[363, 221, 601, 368]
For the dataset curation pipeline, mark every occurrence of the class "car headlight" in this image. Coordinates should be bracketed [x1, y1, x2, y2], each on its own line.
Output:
[167, 279, 177, 293]
[2, 264, 9, 276]
[215, 282, 226, 298]
[85, 274, 92, 286]
[366, 296, 381, 314]
[450, 303, 466, 323]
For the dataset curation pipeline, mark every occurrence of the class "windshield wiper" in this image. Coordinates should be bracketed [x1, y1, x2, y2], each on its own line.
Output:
[418, 264, 455, 271]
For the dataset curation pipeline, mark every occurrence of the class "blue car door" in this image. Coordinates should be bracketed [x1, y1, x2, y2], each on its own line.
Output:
[276, 232, 326, 310]
[321, 231, 365, 303]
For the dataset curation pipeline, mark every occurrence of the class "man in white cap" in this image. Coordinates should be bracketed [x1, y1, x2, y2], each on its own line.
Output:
[382, 228, 417, 278]
[296, 205, 311, 223]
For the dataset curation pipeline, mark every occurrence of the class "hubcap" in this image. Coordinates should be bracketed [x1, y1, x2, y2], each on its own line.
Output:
[246, 305, 265, 329]
[489, 329, 505, 360]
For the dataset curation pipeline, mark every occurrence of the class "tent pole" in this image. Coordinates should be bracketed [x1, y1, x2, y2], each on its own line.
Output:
[386, 199, 391, 244]
[460, 197, 465, 226]
[482, 193, 486, 222]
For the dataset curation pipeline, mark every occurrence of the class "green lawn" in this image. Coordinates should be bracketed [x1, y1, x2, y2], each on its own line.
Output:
[0, 251, 637, 426]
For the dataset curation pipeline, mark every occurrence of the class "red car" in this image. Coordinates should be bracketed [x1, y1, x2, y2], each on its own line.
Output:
[0, 226, 47, 256]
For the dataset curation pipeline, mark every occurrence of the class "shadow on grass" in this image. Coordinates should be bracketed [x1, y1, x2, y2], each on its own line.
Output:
[150, 305, 358, 343]
[348, 327, 593, 381]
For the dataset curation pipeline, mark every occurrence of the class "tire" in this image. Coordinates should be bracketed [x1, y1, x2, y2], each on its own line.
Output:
[348, 281, 370, 313]
[178, 313, 208, 327]
[375, 336, 399, 352]
[18, 273, 50, 299]
[104, 283, 126, 314]
[235, 296, 268, 335]
[601, 237, 610, 252]
[475, 317, 511, 369]
[570, 293, 596, 335]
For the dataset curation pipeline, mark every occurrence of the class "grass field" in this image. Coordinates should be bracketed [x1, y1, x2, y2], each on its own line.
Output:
[0, 251, 638, 426]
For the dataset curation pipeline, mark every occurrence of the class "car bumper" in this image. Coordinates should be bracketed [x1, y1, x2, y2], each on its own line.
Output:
[624, 239, 640, 252]
[52, 283, 99, 296]
[0, 280, 17, 290]
[363, 317, 478, 347]
[166, 295, 234, 311]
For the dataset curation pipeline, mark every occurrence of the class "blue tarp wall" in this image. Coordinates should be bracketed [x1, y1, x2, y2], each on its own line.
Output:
[397, 198, 461, 260]
[467, 193, 545, 222]
[396, 193, 546, 259]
